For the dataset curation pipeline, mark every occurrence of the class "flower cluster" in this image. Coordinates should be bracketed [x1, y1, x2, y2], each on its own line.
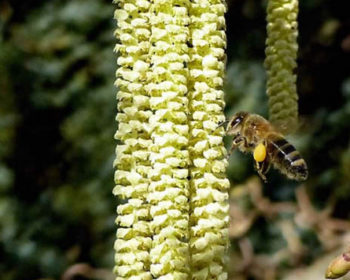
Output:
[188, 1, 230, 279]
[114, 0, 229, 279]
[265, 0, 299, 134]
[113, 0, 152, 279]
[146, 0, 191, 278]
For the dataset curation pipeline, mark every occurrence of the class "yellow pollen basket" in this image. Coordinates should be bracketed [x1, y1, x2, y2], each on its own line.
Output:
[254, 143, 267, 162]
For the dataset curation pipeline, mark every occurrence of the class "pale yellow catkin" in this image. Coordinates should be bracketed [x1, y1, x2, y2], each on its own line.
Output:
[188, 0, 230, 279]
[113, 0, 152, 279]
[145, 0, 191, 279]
[114, 0, 230, 279]
[265, 0, 299, 134]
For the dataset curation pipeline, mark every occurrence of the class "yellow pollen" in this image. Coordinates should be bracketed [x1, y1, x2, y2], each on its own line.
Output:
[254, 143, 267, 162]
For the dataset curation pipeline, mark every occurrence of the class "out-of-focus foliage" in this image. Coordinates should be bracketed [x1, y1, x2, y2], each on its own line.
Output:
[0, 0, 349, 279]
[0, 1, 116, 279]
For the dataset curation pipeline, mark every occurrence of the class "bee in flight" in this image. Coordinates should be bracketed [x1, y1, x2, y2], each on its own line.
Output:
[223, 111, 308, 182]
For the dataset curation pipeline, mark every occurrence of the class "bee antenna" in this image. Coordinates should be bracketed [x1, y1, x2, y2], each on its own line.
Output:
[217, 120, 229, 129]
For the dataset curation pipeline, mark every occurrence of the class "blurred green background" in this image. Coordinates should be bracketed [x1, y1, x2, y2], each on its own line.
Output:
[0, 0, 349, 279]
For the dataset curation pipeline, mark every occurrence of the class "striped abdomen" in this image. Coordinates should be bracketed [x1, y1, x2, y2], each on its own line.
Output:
[268, 137, 308, 181]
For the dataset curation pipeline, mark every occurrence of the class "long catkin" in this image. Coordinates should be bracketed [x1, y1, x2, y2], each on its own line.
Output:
[265, 0, 299, 134]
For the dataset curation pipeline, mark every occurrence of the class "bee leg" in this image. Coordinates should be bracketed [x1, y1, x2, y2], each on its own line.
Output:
[227, 144, 237, 159]
[227, 135, 245, 159]
[255, 157, 270, 183]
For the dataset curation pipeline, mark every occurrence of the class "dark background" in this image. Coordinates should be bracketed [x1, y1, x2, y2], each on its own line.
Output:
[0, 0, 349, 279]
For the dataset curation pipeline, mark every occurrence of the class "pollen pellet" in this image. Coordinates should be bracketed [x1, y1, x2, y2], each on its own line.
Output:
[254, 143, 267, 162]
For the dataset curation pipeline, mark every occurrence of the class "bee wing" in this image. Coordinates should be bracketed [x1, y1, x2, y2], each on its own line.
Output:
[270, 118, 299, 135]
[254, 120, 276, 139]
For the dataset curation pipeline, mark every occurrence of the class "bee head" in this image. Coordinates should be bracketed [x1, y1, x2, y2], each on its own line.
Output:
[226, 111, 248, 136]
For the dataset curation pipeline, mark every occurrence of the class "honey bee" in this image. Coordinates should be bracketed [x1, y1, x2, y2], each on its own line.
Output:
[224, 111, 308, 182]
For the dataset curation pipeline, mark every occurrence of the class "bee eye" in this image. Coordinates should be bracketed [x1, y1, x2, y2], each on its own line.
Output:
[232, 116, 243, 126]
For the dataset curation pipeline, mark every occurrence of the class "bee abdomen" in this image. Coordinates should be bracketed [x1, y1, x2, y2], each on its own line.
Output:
[272, 138, 308, 181]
